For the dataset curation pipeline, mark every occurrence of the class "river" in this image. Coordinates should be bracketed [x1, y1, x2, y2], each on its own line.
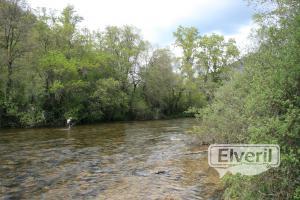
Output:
[0, 118, 220, 199]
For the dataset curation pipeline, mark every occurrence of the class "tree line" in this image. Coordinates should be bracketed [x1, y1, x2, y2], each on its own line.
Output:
[0, 0, 239, 127]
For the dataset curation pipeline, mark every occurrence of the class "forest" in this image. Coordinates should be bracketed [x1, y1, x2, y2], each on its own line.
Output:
[0, 0, 299, 199]
[0, 0, 239, 127]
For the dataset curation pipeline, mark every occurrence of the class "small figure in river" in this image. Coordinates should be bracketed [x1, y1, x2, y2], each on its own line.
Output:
[67, 117, 72, 129]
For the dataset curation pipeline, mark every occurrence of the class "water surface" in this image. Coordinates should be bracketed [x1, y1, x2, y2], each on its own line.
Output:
[0, 118, 220, 199]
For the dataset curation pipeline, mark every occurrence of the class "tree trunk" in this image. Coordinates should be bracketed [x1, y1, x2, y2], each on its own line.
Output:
[6, 61, 13, 98]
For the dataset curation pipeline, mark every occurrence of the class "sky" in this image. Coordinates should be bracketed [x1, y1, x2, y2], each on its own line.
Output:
[28, 0, 256, 52]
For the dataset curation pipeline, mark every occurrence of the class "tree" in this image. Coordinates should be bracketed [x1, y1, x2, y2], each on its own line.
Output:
[98, 26, 148, 117]
[195, 0, 300, 199]
[197, 34, 239, 83]
[0, 0, 34, 98]
[92, 78, 128, 120]
[38, 50, 77, 124]
[173, 26, 199, 80]
[54, 5, 83, 59]
[0, 1, 236, 128]
[141, 49, 187, 117]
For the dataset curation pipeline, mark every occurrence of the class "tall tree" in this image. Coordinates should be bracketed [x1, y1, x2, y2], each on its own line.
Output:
[197, 34, 239, 83]
[173, 26, 199, 80]
[142, 49, 186, 116]
[0, 0, 34, 98]
[54, 5, 82, 59]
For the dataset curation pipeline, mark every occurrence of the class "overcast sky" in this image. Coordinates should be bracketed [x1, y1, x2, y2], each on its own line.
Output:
[28, 0, 256, 51]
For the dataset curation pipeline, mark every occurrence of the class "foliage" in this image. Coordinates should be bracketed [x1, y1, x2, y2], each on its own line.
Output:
[0, 0, 215, 127]
[0, 0, 298, 199]
[194, 0, 300, 198]
[93, 78, 129, 120]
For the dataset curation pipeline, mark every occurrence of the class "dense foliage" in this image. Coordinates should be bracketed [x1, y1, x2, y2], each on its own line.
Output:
[0, 0, 239, 127]
[194, 0, 300, 199]
[2, 0, 298, 198]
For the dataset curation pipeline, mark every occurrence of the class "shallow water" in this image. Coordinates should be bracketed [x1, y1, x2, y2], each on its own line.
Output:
[0, 118, 220, 200]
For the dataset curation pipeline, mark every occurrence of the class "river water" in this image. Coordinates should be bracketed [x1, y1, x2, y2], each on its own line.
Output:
[0, 118, 220, 200]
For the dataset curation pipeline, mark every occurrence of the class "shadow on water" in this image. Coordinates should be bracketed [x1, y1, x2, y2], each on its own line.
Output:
[0, 118, 221, 199]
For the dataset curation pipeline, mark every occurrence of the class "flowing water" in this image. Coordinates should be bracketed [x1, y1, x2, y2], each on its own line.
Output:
[0, 118, 220, 200]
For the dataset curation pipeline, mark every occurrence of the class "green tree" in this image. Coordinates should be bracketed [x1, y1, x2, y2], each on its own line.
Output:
[173, 26, 199, 80]
[92, 78, 128, 120]
[197, 34, 239, 83]
[195, 0, 300, 199]
[196, 34, 239, 102]
[141, 49, 186, 117]
[0, 0, 34, 98]
[54, 5, 83, 59]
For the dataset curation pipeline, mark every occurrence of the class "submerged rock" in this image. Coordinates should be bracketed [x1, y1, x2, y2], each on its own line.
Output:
[132, 169, 150, 177]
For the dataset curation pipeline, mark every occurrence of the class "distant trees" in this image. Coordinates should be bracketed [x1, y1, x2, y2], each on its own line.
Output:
[173, 26, 239, 82]
[173, 26, 199, 80]
[197, 34, 239, 83]
[173, 26, 240, 106]
[0, 0, 241, 127]
[141, 49, 186, 117]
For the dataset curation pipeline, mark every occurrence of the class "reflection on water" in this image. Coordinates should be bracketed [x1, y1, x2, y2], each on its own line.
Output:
[0, 118, 220, 199]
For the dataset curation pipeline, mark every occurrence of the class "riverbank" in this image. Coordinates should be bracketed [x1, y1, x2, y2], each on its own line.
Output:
[0, 113, 196, 129]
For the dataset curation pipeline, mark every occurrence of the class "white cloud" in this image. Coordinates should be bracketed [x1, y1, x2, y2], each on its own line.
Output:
[224, 22, 258, 55]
